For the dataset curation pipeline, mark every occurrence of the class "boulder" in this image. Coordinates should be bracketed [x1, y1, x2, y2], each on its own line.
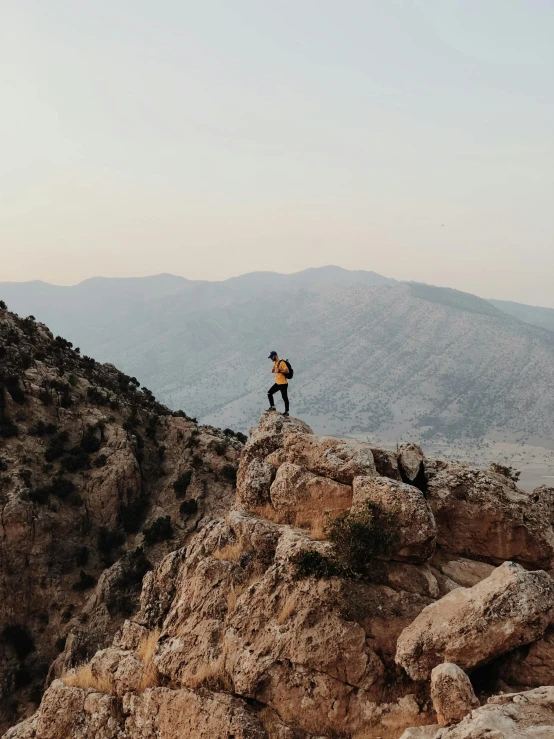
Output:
[352, 476, 436, 563]
[396, 562, 554, 680]
[371, 446, 402, 480]
[430, 663, 479, 725]
[283, 433, 377, 483]
[437, 686, 554, 738]
[426, 466, 554, 568]
[269, 462, 352, 519]
[440, 559, 495, 589]
[398, 443, 425, 484]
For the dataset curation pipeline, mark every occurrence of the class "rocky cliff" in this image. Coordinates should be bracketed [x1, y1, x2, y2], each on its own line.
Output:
[0, 306, 243, 731]
[6, 410, 554, 738]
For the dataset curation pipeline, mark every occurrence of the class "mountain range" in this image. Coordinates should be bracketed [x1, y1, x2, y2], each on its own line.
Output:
[2, 266, 554, 451]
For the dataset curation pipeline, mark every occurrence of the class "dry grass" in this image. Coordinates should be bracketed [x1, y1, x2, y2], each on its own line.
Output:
[294, 513, 329, 541]
[136, 628, 160, 665]
[188, 647, 232, 691]
[212, 541, 245, 562]
[62, 664, 114, 694]
[227, 565, 265, 612]
[277, 596, 297, 625]
[136, 628, 161, 692]
[250, 503, 290, 525]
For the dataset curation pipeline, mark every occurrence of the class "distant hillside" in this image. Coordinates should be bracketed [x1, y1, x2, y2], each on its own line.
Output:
[2, 268, 554, 446]
[489, 298, 554, 334]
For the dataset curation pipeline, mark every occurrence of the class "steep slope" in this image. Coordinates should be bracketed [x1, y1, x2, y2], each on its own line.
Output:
[6, 412, 554, 739]
[489, 298, 554, 333]
[0, 305, 243, 731]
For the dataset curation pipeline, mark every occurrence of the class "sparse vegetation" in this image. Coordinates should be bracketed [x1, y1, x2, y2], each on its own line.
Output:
[72, 571, 97, 591]
[179, 499, 198, 518]
[106, 547, 152, 617]
[143, 516, 173, 547]
[490, 462, 521, 483]
[212, 540, 245, 563]
[173, 470, 193, 498]
[293, 502, 397, 580]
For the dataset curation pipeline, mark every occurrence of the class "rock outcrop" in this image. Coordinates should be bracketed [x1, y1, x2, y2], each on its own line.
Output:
[426, 464, 554, 568]
[437, 686, 554, 738]
[396, 562, 554, 680]
[0, 309, 243, 731]
[5, 407, 554, 739]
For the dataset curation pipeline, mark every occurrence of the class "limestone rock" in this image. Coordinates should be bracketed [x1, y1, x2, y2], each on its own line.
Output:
[283, 432, 377, 483]
[352, 476, 436, 563]
[426, 465, 554, 568]
[399, 727, 440, 739]
[269, 462, 352, 519]
[430, 663, 479, 725]
[437, 686, 554, 738]
[236, 413, 312, 507]
[440, 559, 495, 589]
[396, 561, 554, 680]
[398, 443, 425, 484]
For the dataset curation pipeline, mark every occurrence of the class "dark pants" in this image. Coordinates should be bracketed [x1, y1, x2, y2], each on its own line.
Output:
[268, 383, 289, 413]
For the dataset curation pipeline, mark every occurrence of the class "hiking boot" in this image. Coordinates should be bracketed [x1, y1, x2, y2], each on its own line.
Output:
[267, 406, 277, 412]
[282, 412, 290, 417]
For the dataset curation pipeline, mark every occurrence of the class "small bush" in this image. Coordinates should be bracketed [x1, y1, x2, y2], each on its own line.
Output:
[72, 570, 97, 591]
[60, 448, 90, 472]
[75, 546, 89, 567]
[292, 550, 341, 580]
[29, 421, 57, 436]
[0, 300, 6, 310]
[327, 502, 397, 577]
[2, 625, 35, 660]
[80, 426, 102, 453]
[97, 526, 125, 567]
[173, 470, 193, 498]
[220, 464, 237, 483]
[490, 462, 521, 483]
[214, 441, 227, 456]
[143, 516, 173, 547]
[180, 499, 198, 518]
[118, 494, 149, 534]
[106, 547, 152, 617]
[94, 454, 108, 468]
[44, 431, 69, 462]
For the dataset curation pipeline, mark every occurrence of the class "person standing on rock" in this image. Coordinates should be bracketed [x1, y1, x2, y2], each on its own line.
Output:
[267, 350, 290, 417]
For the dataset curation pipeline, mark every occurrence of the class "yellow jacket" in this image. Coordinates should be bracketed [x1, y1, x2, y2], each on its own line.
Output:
[273, 359, 288, 385]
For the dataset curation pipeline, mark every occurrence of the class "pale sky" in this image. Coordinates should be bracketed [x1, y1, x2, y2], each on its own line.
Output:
[1, 1, 553, 306]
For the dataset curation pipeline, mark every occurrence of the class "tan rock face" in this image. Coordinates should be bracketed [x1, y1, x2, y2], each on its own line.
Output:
[352, 476, 436, 563]
[236, 413, 313, 508]
[426, 465, 554, 568]
[430, 663, 479, 725]
[282, 433, 377, 483]
[437, 686, 554, 738]
[396, 562, 554, 681]
[440, 559, 495, 589]
[269, 462, 352, 519]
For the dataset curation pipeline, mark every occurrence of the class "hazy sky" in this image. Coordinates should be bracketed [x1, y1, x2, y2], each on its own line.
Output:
[1, 1, 553, 306]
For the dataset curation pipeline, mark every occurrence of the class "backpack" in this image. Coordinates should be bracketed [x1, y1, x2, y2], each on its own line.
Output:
[283, 359, 294, 379]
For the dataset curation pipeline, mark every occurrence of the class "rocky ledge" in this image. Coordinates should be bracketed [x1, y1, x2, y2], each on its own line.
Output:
[5, 412, 554, 739]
